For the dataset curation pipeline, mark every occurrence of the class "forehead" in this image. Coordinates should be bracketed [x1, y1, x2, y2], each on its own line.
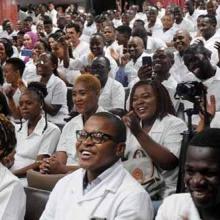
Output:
[154, 48, 168, 56]
[128, 38, 141, 46]
[104, 26, 114, 32]
[174, 31, 188, 38]
[66, 27, 76, 33]
[90, 36, 104, 44]
[186, 145, 220, 166]
[74, 81, 89, 90]
[24, 34, 31, 39]
[133, 84, 154, 95]
[85, 116, 116, 135]
[200, 17, 212, 24]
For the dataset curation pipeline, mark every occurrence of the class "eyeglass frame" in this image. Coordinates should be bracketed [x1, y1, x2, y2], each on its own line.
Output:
[76, 129, 118, 144]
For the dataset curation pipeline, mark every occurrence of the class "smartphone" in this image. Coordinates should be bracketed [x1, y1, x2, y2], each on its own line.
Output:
[21, 49, 32, 57]
[142, 56, 152, 66]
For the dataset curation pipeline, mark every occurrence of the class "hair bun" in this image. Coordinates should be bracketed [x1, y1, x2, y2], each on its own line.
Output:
[28, 81, 48, 99]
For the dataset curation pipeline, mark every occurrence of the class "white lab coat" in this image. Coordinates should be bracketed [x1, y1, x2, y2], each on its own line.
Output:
[0, 163, 26, 220]
[40, 161, 154, 220]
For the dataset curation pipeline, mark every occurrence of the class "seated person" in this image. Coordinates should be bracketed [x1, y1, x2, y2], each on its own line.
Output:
[51, 35, 81, 86]
[90, 55, 125, 110]
[39, 74, 105, 174]
[10, 82, 61, 178]
[156, 128, 220, 220]
[36, 52, 69, 125]
[40, 112, 154, 220]
[2, 57, 26, 120]
[0, 114, 26, 220]
[123, 80, 187, 199]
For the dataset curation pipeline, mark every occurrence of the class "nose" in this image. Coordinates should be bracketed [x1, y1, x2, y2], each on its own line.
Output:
[191, 172, 206, 188]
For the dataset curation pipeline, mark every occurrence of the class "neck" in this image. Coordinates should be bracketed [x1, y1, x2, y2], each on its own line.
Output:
[142, 116, 156, 128]
[82, 105, 99, 124]
[27, 115, 42, 133]
[11, 79, 19, 88]
[204, 31, 215, 41]
[106, 40, 114, 47]
[156, 71, 170, 82]
[40, 74, 51, 84]
[199, 205, 220, 220]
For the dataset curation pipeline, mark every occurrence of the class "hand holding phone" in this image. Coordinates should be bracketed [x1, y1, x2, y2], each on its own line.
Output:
[142, 56, 152, 66]
[21, 49, 32, 57]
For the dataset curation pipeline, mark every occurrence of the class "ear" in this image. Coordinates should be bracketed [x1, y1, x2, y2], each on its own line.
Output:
[116, 142, 125, 158]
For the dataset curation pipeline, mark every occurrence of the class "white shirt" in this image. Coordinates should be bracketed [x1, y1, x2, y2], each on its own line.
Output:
[211, 112, 220, 128]
[22, 59, 40, 83]
[0, 163, 26, 220]
[173, 18, 195, 33]
[99, 77, 125, 110]
[145, 18, 163, 36]
[49, 8, 58, 26]
[156, 193, 201, 220]
[56, 106, 106, 165]
[146, 36, 166, 54]
[40, 161, 154, 220]
[43, 74, 69, 124]
[112, 19, 122, 28]
[81, 22, 97, 43]
[170, 51, 191, 83]
[125, 114, 187, 198]
[125, 51, 151, 83]
[11, 116, 61, 170]
[191, 30, 220, 65]
[153, 26, 178, 45]
[72, 41, 90, 59]
[57, 58, 81, 85]
[184, 9, 206, 32]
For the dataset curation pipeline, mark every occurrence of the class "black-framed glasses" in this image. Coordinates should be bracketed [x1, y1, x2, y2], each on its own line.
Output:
[76, 130, 117, 144]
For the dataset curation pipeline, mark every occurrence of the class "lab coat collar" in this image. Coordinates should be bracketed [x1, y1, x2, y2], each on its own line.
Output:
[70, 161, 126, 202]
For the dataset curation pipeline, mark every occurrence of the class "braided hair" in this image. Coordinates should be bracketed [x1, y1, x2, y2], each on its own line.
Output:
[0, 114, 16, 160]
[18, 81, 48, 133]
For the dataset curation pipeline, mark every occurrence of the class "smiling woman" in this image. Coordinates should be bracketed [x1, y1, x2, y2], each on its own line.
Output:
[39, 74, 106, 175]
[123, 79, 187, 199]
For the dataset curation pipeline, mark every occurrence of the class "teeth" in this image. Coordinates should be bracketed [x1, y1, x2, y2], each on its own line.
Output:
[138, 107, 145, 111]
[82, 151, 92, 156]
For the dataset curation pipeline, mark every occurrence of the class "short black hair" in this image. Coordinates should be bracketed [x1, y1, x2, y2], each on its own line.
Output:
[66, 22, 81, 34]
[92, 112, 126, 143]
[0, 38, 13, 58]
[116, 25, 132, 37]
[24, 16, 33, 22]
[5, 58, 25, 77]
[202, 14, 217, 27]
[183, 43, 212, 61]
[189, 128, 220, 149]
[43, 15, 53, 25]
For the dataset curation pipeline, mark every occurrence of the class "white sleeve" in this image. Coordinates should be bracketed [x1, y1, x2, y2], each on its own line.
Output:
[162, 118, 187, 157]
[50, 81, 67, 105]
[112, 83, 125, 109]
[38, 126, 61, 155]
[1, 182, 26, 220]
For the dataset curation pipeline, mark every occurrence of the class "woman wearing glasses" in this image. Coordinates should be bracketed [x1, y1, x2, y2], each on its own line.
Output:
[39, 74, 106, 174]
[123, 80, 187, 200]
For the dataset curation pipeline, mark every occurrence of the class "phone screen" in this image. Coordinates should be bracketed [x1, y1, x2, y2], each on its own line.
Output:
[142, 56, 152, 66]
[21, 49, 32, 57]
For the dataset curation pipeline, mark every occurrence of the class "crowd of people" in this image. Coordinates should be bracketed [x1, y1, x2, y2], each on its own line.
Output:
[1, 0, 220, 219]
